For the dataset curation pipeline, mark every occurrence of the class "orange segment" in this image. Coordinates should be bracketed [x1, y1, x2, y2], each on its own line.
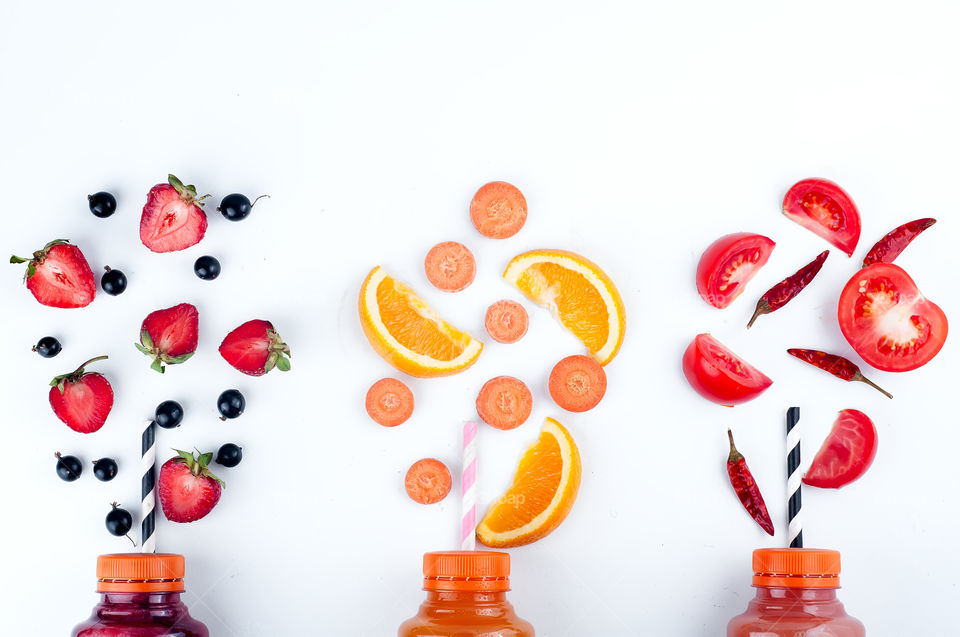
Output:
[503, 250, 625, 365]
[476, 417, 581, 547]
[359, 267, 483, 377]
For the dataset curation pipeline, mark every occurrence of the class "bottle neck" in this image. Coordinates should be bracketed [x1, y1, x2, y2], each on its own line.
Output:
[753, 585, 839, 603]
[424, 590, 510, 604]
[99, 591, 186, 606]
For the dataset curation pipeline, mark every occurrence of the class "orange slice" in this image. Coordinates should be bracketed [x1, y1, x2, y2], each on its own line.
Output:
[503, 250, 625, 365]
[476, 417, 581, 547]
[359, 267, 483, 377]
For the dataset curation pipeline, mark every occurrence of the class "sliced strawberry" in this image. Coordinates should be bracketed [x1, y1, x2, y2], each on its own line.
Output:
[140, 175, 210, 253]
[136, 303, 199, 373]
[48, 355, 114, 433]
[10, 240, 96, 308]
[219, 319, 291, 376]
[158, 450, 223, 523]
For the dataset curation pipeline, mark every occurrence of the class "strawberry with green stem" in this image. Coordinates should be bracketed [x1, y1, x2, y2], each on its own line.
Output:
[9, 240, 96, 308]
[219, 319, 291, 376]
[136, 303, 199, 373]
[140, 174, 210, 253]
[49, 355, 114, 433]
[158, 449, 224, 523]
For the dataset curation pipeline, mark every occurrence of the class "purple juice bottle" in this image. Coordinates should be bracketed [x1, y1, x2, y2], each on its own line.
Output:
[71, 553, 209, 636]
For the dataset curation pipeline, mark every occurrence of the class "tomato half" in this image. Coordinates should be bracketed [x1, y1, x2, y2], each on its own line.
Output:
[838, 263, 948, 372]
[696, 233, 776, 309]
[782, 178, 861, 256]
[681, 334, 772, 405]
[803, 409, 877, 489]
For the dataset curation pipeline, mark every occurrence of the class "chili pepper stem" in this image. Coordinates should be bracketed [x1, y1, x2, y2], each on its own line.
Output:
[727, 428, 743, 462]
[746, 300, 769, 329]
[853, 372, 893, 399]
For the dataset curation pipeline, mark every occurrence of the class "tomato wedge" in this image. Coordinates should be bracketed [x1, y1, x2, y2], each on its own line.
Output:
[682, 334, 772, 405]
[838, 263, 948, 372]
[696, 233, 776, 309]
[782, 179, 861, 256]
[803, 409, 877, 489]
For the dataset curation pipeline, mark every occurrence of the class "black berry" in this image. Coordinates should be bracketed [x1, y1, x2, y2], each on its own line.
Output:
[105, 503, 135, 545]
[55, 452, 83, 481]
[34, 336, 62, 358]
[93, 457, 119, 482]
[101, 266, 127, 295]
[155, 400, 184, 429]
[215, 443, 243, 467]
[88, 192, 117, 218]
[217, 389, 245, 420]
[218, 193, 269, 221]
[194, 255, 221, 280]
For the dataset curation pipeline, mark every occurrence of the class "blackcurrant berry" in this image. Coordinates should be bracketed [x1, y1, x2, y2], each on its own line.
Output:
[217, 389, 245, 420]
[93, 457, 119, 482]
[101, 266, 127, 295]
[194, 255, 221, 280]
[55, 452, 83, 481]
[155, 400, 184, 429]
[218, 193, 269, 221]
[105, 503, 135, 545]
[88, 192, 117, 218]
[215, 443, 243, 467]
[33, 336, 62, 358]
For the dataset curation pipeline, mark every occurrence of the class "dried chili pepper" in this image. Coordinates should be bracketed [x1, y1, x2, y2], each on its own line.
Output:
[862, 218, 936, 267]
[726, 429, 774, 536]
[747, 250, 829, 328]
[787, 348, 893, 399]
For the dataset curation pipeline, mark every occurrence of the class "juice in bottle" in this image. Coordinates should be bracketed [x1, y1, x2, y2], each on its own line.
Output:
[398, 550, 535, 636]
[71, 553, 209, 636]
[727, 548, 865, 637]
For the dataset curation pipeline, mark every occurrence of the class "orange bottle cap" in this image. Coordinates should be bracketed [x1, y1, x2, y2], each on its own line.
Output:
[752, 548, 841, 588]
[96, 553, 185, 593]
[422, 551, 511, 592]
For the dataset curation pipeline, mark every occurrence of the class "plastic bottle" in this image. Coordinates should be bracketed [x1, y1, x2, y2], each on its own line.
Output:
[71, 553, 209, 636]
[399, 550, 535, 636]
[727, 548, 866, 637]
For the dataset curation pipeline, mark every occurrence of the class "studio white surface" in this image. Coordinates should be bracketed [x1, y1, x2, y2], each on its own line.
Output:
[1, 2, 958, 635]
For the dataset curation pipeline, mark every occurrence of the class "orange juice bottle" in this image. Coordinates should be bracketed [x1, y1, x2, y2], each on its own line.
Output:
[398, 551, 535, 636]
[727, 548, 865, 636]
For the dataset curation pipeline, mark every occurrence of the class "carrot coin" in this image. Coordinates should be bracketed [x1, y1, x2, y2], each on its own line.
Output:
[365, 378, 414, 427]
[404, 458, 452, 504]
[424, 241, 476, 292]
[470, 181, 527, 239]
[548, 355, 607, 412]
[476, 376, 533, 430]
[484, 300, 529, 344]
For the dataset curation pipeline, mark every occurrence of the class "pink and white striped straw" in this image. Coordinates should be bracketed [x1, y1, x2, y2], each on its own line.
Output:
[460, 421, 478, 551]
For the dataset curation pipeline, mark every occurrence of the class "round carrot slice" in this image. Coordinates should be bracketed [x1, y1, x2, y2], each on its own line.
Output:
[476, 376, 533, 430]
[548, 355, 607, 412]
[365, 378, 414, 427]
[404, 458, 452, 504]
[424, 241, 476, 292]
[484, 300, 529, 344]
[470, 182, 527, 239]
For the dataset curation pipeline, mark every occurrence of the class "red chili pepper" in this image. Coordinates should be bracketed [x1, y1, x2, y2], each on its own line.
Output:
[726, 430, 774, 536]
[747, 250, 829, 328]
[786, 348, 893, 399]
[862, 218, 936, 267]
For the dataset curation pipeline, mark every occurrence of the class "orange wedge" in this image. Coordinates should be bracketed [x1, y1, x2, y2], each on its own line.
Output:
[359, 267, 483, 377]
[476, 417, 581, 548]
[503, 249, 625, 365]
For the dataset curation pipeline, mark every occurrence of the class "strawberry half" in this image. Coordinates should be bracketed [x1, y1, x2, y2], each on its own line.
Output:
[140, 175, 210, 253]
[49, 355, 114, 433]
[10, 240, 96, 308]
[219, 319, 291, 376]
[158, 450, 223, 523]
[136, 303, 199, 373]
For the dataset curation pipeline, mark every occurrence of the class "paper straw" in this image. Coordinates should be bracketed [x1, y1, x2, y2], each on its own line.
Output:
[141, 419, 157, 553]
[786, 407, 803, 549]
[461, 421, 478, 551]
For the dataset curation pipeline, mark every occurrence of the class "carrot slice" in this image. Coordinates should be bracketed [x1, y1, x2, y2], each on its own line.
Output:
[484, 300, 529, 344]
[476, 376, 533, 430]
[470, 182, 527, 239]
[365, 378, 414, 427]
[404, 458, 452, 504]
[548, 355, 607, 412]
[424, 241, 476, 292]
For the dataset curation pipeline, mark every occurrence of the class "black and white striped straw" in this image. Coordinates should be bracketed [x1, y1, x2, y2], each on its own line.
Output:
[786, 407, 803, 548]
[141, 419, 157, 553]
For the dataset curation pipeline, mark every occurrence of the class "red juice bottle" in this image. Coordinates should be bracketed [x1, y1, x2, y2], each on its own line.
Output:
[727, 548, 866, 636]
[71, 553, 209, 636]
[398, 551, 535, 636]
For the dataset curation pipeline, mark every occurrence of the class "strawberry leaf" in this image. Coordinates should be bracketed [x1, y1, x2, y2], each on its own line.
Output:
[264, 352, 278, 372]
[139, 329, 154, 351]
[276, 356, 291, 372]
[9, 255, 28, 264]
[168, 174, 186, 195]
[198, 452, 214, 467]
[134, 343, 152, 355]
[151, 359, 165, 374]
[163, 352, 194, 365]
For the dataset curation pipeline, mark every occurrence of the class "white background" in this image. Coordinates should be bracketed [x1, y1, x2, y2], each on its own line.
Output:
[1, 1, 958, 635]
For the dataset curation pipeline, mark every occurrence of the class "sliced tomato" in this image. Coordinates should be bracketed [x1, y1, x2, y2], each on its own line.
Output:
[682, 334, 772, 405]
[803, 409, 877, 489]
[838, 263, 948, 372]
[696, 233, 776, 309]
[782, 179, 861, 256]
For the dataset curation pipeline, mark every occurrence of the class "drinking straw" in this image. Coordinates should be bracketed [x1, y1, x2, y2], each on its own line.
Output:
[786, 407, 803, 548]
[141, 419, 157, 553]
[461, 421, 478, 551]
